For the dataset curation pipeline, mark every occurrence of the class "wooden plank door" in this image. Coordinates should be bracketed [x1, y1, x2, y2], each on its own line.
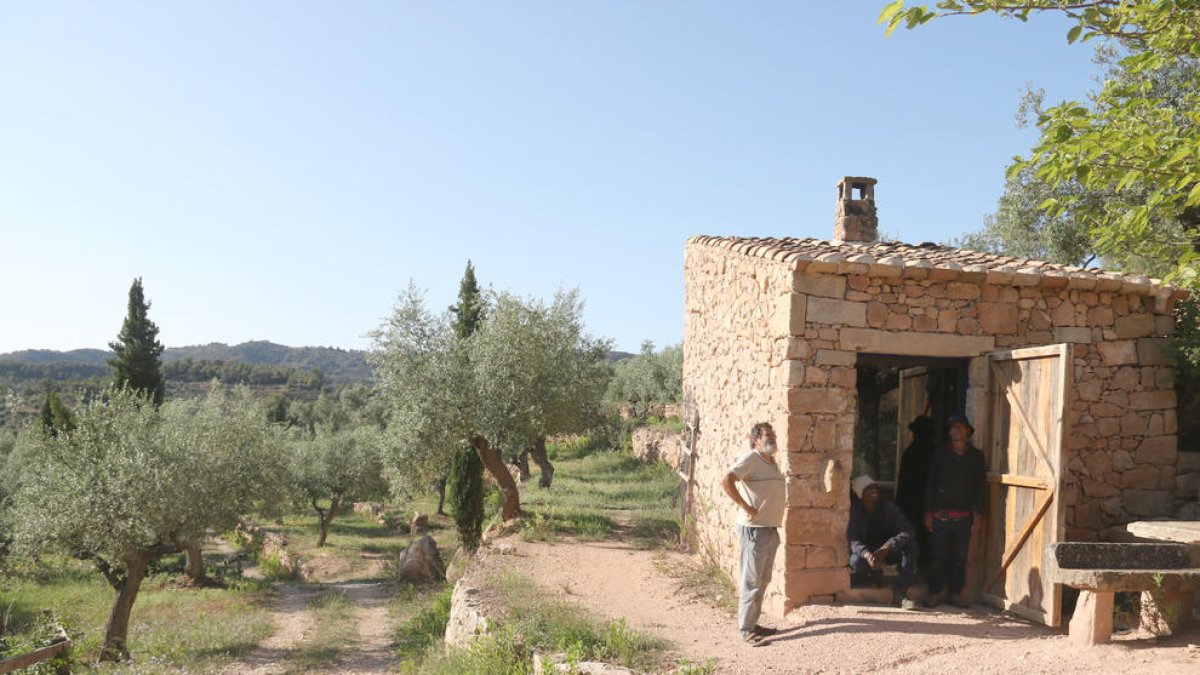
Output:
[894, 367, 929, 485]
[979, 344, 1071, 627]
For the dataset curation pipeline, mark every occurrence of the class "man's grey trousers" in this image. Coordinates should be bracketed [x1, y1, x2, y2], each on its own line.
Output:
[737, 524, 780, 636]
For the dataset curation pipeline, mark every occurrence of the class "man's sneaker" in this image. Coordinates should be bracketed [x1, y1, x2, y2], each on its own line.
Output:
[900, 597, 919, 611]
[741, 631, 766, 646]
[752, 625, 780, 637]
[891, 588, 905, 607]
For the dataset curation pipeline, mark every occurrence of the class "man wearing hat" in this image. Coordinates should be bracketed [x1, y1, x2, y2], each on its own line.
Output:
[847, 475, 918, 609]
[923, 414, 986, 608]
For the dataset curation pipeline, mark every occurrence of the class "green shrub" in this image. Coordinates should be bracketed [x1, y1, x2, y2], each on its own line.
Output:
[395, 585, 453, 663]
[258, 553, 295, 582]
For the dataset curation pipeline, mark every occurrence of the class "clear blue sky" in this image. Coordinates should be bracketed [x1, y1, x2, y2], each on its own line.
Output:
[0, 1, 1099, 355]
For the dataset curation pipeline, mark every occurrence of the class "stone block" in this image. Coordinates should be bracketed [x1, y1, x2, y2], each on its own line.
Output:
[1069, 590, 1114, 646]
[1087, 306, 1115, 326]
[770, 293, 808, 337]
[1082, 478, 1119, 499]
[866, 302, 889, 327]
[805, 546, 843, 569]
[1055, 327, 1094, 343]
[938, 309, 958, 332]
[785, 338, 811, 360]
[1076, 379, 1102, 402]
[977, 302, 1018, 334]
[1123, 490, 1175, 517]
[885, 313, 913, 330]
[788, 388, 851, 414]
[785, 415, 815, 452]
[1136, 338, 1171, 366]
[786, 478, 840, 509]
[1096, 341, 1137, 366]
[815, 349, 856, 367]
[1130, 390, 1176, 411]
[1140, 589, 1194, 637]
[1135, 436, 1177, 465]
[1120, 467, 1160, 490]
[838, 328, 994, 357]
[946, 282, 981, 300]
[807, 296, 866, 327]
[1115, 314, 1157, 339]
[784, 568, 848, 607]
[794, 273, 846, 299]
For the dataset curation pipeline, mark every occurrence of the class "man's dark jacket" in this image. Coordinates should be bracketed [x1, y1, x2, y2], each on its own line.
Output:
[924, 443, 986, 516]
[847, 495, 914, 557]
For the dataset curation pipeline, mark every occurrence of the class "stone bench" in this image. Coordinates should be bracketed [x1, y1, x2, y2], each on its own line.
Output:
[1045, 542, 1200, 645]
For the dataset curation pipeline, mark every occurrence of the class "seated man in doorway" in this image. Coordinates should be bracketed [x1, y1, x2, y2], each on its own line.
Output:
[847, 475, 918, 610]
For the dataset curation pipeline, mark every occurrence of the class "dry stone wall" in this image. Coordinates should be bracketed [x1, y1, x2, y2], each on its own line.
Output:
[683, 244, 802, 615]
[630, 426, 685, 469]
[684, 237, 1181, 611]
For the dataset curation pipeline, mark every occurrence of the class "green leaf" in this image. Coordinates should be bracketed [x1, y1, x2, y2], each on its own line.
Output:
[877, 0, 905, 25]
[1066, 25, 1082, 44]
[1188, 182, 1200, 208]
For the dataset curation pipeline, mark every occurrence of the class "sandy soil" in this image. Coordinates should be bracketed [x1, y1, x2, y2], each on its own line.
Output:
[219, 551, 396, 674]
[499, 535, 1200, 674]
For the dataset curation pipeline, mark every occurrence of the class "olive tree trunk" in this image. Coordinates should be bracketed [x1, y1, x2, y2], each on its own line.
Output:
[435, 476, 448, 516]
[470, 435, 520, 520]
[530, 437, 554, 488]
[313, 497, 341, 547]
[98, 548, 164, 662]
[514, 450, 532, 482]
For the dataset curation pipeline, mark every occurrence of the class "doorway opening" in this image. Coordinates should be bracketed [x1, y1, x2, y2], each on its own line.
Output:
[854, 354, 968, 568]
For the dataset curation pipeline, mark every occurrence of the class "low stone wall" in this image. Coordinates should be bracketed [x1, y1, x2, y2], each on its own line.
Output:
[235, 519, 301, 576]
[445, 581, 492, 648]
[630, 427, 686, 470]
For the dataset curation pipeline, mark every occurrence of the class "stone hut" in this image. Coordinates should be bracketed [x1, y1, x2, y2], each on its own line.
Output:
[682, 176, 1187, 626]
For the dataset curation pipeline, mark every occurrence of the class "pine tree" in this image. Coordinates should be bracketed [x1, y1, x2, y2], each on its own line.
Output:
[108, 278, 166, 406]
[446, 260, 485, 544]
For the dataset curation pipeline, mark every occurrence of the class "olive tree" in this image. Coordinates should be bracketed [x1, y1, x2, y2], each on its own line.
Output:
[288, 424, 388, 547]
[11, 386, 280, 661]
[370, 284, 610, 520]
[471, 289, 612, 488]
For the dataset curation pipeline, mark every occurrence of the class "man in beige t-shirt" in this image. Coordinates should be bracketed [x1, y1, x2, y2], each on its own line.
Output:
[721, 422, 785, 644]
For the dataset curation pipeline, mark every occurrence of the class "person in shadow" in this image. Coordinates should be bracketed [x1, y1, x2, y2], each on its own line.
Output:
[847, 475, 918, 610]
[895, 415, 936, 569]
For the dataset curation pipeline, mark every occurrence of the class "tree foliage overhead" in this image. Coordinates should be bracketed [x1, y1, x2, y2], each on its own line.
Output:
[882, 0, 1200, 288]
[108, 278, 166, 406]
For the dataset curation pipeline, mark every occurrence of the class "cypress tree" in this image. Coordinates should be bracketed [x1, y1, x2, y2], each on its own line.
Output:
[449, 260, 483, 339]
[108, 278, 166, 406]
[446, 260, 485, 546]
[446, 446, 484, 549]
[40, 392, 75, 436]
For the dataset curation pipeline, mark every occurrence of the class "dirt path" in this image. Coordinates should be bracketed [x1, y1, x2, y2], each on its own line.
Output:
[502, 536, 1200, 674]
[219, 584, 323, 675]
[219, 551, 396, 674]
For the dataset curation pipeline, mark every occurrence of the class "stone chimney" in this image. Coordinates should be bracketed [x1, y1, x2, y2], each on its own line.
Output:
[833, 176, 878, 243]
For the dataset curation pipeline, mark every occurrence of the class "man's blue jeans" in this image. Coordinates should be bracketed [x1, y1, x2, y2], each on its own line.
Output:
[737, 524, 780, 636]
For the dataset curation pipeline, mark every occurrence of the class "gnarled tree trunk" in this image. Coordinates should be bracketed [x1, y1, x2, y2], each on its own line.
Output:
[530, 436, 554, 488]
[183, 540, 206, 583]
[314, 497, 341, 547]
[514, 450, 532, 482]
[470, 435, 520, 520]
[97, 545, 169, 662]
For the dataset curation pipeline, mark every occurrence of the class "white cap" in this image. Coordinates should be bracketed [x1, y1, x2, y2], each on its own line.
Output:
[851, 475, 876, 499]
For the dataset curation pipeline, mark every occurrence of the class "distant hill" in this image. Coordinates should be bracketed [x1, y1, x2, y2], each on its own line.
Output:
[0, 341, 372, 384]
